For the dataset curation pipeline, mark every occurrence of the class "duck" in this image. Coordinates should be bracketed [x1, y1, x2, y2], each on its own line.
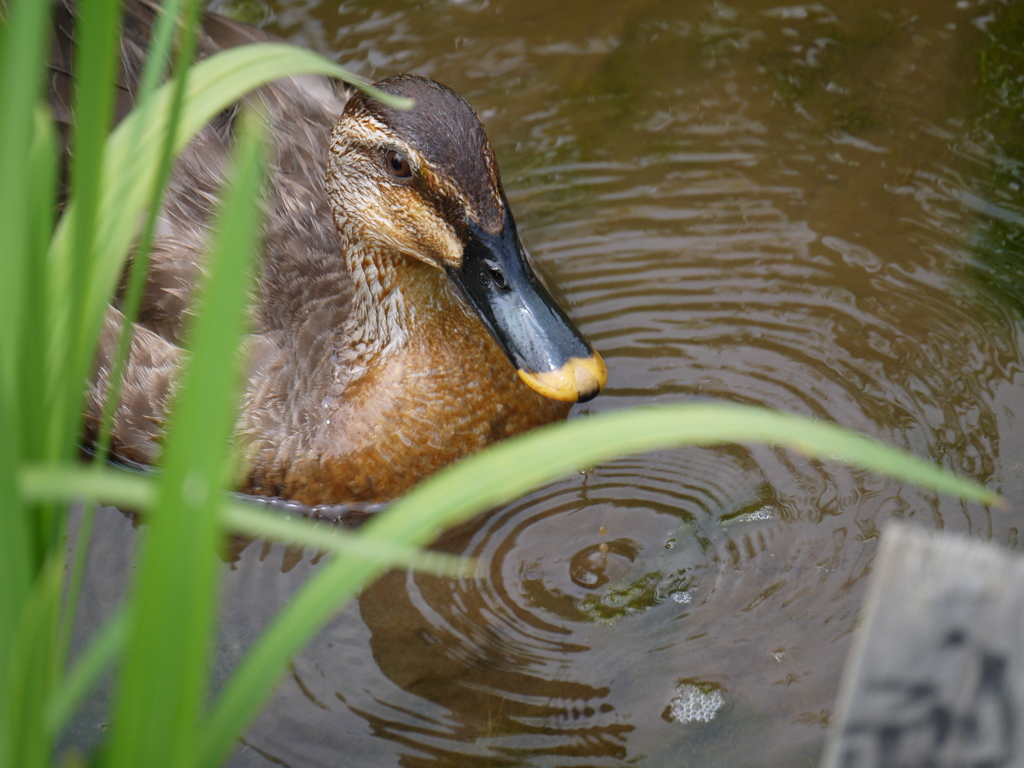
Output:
[58, 2, 607, 507]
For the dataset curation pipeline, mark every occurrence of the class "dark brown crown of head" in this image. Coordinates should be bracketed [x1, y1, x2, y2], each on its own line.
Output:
[345, 74, 505, 231]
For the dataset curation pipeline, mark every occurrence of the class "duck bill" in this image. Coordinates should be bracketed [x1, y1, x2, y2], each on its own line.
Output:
[446, 207, 607, 403]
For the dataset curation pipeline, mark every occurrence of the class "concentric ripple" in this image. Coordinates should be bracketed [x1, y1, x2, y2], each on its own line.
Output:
[342, 455, 781, 766]
[60, 2, 1024, 768]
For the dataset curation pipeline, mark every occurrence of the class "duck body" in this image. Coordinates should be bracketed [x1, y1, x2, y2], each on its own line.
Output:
[70, 3, 604, 506]
[240, 254, 568, 504]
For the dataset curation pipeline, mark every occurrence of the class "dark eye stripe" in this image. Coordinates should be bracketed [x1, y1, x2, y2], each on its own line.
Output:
[386, 149, 412, 178]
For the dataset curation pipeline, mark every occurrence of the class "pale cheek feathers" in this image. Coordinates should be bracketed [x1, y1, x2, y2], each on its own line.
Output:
[328, 162, 463, 270]
[375, 188, 463, 269]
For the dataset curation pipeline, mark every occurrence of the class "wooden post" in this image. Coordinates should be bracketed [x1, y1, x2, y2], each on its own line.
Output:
[822, 523, 1022, 768]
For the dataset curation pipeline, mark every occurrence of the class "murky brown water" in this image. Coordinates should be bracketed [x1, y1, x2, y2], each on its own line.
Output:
[65, 1, 1024, 766]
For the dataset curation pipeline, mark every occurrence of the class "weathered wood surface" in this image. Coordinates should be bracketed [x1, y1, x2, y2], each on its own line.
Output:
[822, 523, 1022, 768]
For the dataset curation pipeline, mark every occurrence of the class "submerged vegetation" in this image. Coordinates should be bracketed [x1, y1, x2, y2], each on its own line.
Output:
[0, 1, 999, 767]
[963, 0, 1024, 320]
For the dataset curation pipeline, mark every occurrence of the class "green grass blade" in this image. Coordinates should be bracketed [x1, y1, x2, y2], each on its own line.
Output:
[66, 0, 201, 700]
[0, 0, 50, 404]
[24, 9, 125, 730]
[18, 466, 154, 524]
[58, 0, 123, 462]
[0, 415, 32, 756]
[0, 0, 58, 762]
[0, 108, 56, 717]
[2, 555, 63, 768]
[105, 111, 267, 768]
[21, 107, 58, 464]
[367, 403, 1000, 546]
[46, 42, 408, 400]
[47, 603, 129, 736]
[37, 0, 124, 582]
[0, 9, 416, 768]
[18, 464, 471, 578]
[219, 505, 472, 579]
[198, 402, 995, 768]
[198, 545, 382, 768]
[90, 0, 196, 465]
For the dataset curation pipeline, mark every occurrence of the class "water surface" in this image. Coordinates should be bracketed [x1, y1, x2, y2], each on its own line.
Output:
[69, 1, 1024, 766]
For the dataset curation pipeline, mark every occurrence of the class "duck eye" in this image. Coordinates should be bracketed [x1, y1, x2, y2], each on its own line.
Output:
[489, 267, 508, 291]
[385, 149, 412, 178]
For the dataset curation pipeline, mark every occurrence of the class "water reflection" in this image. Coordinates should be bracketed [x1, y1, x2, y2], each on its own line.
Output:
[67, 0, 1024, 766]
[229, 452, 780, 766]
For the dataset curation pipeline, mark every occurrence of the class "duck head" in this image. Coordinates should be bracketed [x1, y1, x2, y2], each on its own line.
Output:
[325, 74, 606, 403]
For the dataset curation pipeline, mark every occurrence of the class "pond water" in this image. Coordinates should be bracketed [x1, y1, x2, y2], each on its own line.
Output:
[66, 0, 1024, 766]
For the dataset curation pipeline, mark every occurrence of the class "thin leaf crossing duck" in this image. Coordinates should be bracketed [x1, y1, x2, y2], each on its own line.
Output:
[66, 4, 606, 506]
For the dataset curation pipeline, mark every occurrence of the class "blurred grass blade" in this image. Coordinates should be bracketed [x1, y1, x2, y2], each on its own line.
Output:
[220, 505, 472, 579]
[106, 110, 267, 768]
[45, 43, 402, 740]
[0, 0, 50, 403]
[93, 0, 194, 452]
[0, 0, 59, 764]
[18, 463, 471, 578]
[2, 555, 62, 768]
[47, 603, 129, 735]
[20, 465, 154, 514]
[0, 409, 32, 744]
[199, 402, 996, 768]
[62, 0, 198, 706]
[22, 108, 59, 464]
[55, 0, 123, 467]
[47, 42, 408, 400]
[58, 0, 156, 726]
[1, 107, 57, 730]
[36, 4, 125, 660]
